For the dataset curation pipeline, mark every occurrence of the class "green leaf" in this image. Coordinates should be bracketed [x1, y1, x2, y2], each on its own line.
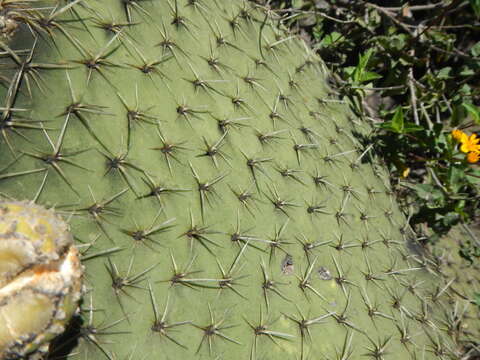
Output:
[358, 71, 382, 83]
[342, 66, 356, 77]
[441, 212, 460, 227]
[376, 122, 395, 132]
[320, 32, 343, 47]
[390, 106, 404, 133]
[352, 48, 378, 84]
[471, 41, 480, 57]
[460, 241, 480, 263]
[312, 25, 324, 41]
[402, 122, 424, 133]
[470, 0, 480, 18]
[437, 67, 452, 79]
[377, 107, 413, 134]
[475, 292, 480, 307]
[459, 66, 475, 76]
[408, 183, 445, 209]
[462, 102, 480, 124]
[452, 104, 467, 126]
[448, 166, 465, 193]
[358, 48, 374, 71]
[412, 183, 436, 200]
[292, 0, 304, 8]
[466, 168, 480, 184]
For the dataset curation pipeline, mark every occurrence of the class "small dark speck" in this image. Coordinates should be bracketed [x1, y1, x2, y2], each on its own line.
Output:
[281, 254, 294, 275]
[318, 266, 332, 280]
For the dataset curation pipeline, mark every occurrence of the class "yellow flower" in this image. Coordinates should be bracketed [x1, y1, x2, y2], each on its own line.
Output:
[451, 129, 467, 142]
[466, 151, 480, 164]
[459, 133, 480, 153]
[401, 167, 410, 178]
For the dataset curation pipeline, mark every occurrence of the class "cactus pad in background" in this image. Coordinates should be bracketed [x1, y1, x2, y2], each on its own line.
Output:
[0, 0, 477, 359]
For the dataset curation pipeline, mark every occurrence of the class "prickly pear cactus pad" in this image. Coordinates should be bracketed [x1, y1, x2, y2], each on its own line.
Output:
[0, 0, 475, 359]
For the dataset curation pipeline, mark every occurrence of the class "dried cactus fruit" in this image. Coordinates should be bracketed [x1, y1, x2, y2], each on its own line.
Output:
[0, 0, 477, 359]
[0, 201, 83, 360]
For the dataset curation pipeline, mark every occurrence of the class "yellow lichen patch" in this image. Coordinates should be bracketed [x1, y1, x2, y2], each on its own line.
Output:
[1, 291, 55, 339]
[15, 219, 38, 242]
[0, 221, 11, 234]
[0, 242, 33, 285]
[3, 203, 25, 215]
[1, 205, 58, 253]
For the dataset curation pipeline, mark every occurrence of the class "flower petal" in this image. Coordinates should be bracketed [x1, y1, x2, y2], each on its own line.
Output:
[466, 151, 480, 164]
[460, 143, 470, 153]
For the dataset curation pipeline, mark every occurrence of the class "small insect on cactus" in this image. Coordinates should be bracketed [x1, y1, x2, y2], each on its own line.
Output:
[0, 0, 477, 359]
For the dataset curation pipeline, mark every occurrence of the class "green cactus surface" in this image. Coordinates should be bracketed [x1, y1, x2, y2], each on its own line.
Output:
[0, 0, 477, 359]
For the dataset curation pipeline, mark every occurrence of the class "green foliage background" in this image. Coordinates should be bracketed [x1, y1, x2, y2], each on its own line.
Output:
[263, 0, 480, 263]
